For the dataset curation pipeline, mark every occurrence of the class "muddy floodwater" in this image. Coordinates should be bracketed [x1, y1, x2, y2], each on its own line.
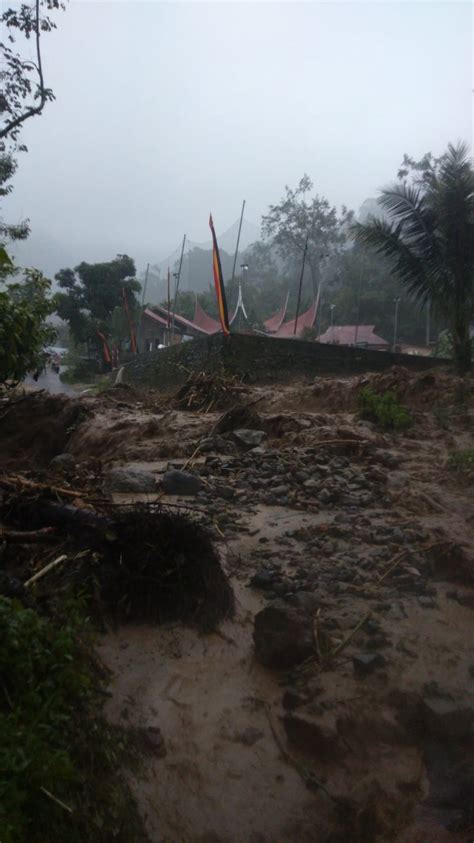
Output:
[1, 365, 473, 842]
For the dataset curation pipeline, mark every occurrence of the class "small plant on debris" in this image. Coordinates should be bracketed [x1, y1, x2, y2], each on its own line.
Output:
[0, 596, 147, 843]
[447, 449, 474, 473]
[358, 388, 412, 432]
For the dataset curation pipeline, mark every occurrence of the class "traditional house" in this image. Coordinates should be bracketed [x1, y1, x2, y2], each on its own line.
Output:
[316, 325, 389, 350]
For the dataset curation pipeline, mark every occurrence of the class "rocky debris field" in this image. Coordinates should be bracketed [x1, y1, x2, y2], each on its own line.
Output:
[0, 366, 473, 842]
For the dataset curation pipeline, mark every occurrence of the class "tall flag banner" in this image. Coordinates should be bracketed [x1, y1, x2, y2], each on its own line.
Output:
[96, 330, 112, 365]
[121, 287, 138, 354]
[167, 267, 171, 329]
[209, 214, 230, 336]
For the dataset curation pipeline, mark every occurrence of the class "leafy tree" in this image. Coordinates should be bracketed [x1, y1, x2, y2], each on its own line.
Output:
[0, 152, 29, 244]
[321, 245, 439, 344]
[261, 175, 353, 297]
[1, 0, 64, 144]
[352, 143, 474, 374]
[54, 255, 141, 352]
[0, 257, 55, 388]
[1, 0, 65, 250]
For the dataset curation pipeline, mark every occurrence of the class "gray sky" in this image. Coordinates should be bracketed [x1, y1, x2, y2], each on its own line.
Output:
[5, 0, 473, 277]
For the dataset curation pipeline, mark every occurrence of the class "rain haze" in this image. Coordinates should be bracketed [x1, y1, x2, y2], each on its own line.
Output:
[4, 0, 473, 278]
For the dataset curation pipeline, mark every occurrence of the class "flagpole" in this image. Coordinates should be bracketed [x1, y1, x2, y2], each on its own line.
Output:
[136, 262, 149, 353]
[294, 234, 309, 336]
[171, 233, 186, 340]
[229, 199, 246, 310]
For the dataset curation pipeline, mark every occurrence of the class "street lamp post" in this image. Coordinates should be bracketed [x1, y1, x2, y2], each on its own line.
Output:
[239, 264, 249, 331]
[329, 304, 335, 343]
[393, 298, 401, 350]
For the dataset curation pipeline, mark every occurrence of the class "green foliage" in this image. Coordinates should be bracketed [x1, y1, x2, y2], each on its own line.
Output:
[358, 388, 412, 431]
[352, 142, 474, 374]
[0, 597, 90, 842]
[447, 449, 474, 471]
[54, 254, 140, 350]
[262, 174, 353, 296]
[0, 597, 146, 843]
[0, 266, 55, 388]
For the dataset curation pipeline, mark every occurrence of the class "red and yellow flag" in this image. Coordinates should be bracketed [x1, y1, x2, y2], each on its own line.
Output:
[209, 213, 230, 336]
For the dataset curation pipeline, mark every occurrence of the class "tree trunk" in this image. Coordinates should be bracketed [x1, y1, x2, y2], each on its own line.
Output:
[452, 318, 472, 375]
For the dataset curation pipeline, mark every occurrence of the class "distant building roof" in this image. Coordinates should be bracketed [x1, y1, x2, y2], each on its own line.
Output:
[317, 325, 389, 347]
[274, 298, 319, 338]
[263, 292, 289, 333]
[193, 298, 222, 334]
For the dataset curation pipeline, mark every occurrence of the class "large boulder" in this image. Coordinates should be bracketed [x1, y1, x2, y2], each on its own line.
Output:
[161, 469, 201, 496]
[233, 429, 266, 448]
[106, 467, 157, 493]
[253, 602, 315, 669]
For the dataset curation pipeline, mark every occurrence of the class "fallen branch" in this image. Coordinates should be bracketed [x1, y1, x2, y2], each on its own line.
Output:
[24, 554, 68, 588]
[40, 786, 73, 815]
[0, 474, 82, 499]
[330, 610, 372, 661]
[0, 526, 57, 543]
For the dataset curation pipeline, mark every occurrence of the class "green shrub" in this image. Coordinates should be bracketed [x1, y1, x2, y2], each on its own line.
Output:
[0, 598, 146, 843]
[447, 449, 474, 471]
[358, 388, 412, 431]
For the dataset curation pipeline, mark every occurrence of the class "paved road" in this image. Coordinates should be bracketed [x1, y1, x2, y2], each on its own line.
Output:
[23, 367, 78, 397]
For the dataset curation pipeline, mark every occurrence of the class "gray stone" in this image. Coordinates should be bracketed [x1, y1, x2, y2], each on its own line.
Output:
[106, 466, 157, 493]
[296, 471, 310, 482]
[282, 688, 306, 711]
[253, 603, 315, 669]
[352, 652, 386, 675]
[319, 488, 332, 504]
[283, 713, 343, 760]
[161, 469, 201, 496]
[422, 698, 473, 739]
[233, 429, 266, 447]
[51, 453, 76, 470]
[250, 570, 275, 590]
[273, 485, 290, 496]
[232, 727, 264, 746]
[214, 484, 235, 501]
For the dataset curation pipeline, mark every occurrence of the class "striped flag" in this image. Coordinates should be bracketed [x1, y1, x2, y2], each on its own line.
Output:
[209, 214, 230, 336]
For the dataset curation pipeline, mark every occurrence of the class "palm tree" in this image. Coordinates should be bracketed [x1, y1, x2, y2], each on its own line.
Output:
[352, 142, 474, 374]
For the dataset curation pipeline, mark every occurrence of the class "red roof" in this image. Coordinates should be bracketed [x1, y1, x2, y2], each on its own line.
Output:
[263, 292, 289, 333]
[317, 325, 388, 347]
[193, 298, 222, 334]
[152, 304, 209, 334]
[143, 308, 170, 327]
[274, 298, 319, 338]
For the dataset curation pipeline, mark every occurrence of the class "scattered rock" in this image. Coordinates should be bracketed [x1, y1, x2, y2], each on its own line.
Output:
[283, 713, 343, 760]
[250, 570, 276, 590]
[161, 469, 201, 496]
[233, 429, 266, 448]
[214, 484, 235, 501]
[50, 453, 76, 470]
[352, 653, 386, 676]
[282, 688, 306, 711]
[106, 466, 157, 492]
[272, 485, 289, 496]
[253, 603, 315, 669]
[137, 725, 167, 757]
[422, 698, 473, 740]
[232, 727, 264, 746]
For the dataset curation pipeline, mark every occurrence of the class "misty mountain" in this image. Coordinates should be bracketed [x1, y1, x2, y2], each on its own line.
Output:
[155, 218, 260, 275]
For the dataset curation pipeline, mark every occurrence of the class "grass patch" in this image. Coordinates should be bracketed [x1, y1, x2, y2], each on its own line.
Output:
[447, 449, 474, 471]
[0, 596, 148, 843]
[357, 388, 412, 432]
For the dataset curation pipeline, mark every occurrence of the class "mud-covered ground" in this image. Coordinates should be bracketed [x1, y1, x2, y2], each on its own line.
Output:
[1, 366, 473, 842]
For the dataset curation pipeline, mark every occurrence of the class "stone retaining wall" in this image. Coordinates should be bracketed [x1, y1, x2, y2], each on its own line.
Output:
[122, 334, 447, 389]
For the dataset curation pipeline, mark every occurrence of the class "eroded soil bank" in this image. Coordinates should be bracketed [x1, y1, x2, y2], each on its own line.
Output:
[1, 366, 473, 842]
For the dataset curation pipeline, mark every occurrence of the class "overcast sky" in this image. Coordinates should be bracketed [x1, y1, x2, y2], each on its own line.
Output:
[4, 0, 473, 276]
